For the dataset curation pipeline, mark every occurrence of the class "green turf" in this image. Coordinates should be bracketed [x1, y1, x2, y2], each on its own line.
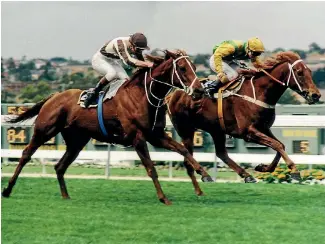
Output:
[1, 177, 325, 244]
[1, 165, 240, 179]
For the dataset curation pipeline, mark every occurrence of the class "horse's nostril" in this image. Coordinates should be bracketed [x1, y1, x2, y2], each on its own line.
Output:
[312, 93, 320, 99]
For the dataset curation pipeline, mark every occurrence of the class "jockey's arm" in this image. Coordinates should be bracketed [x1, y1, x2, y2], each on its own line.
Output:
[135, 51, 145, 62]
[114, 40, 149, 68]
[213, 44, 236, 74]
[251, 56, 264, 70]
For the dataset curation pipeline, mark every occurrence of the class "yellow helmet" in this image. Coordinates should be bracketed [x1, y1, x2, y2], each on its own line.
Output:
[247, 37, 265, 52]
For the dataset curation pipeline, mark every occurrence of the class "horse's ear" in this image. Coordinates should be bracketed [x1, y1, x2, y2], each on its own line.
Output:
[145, 54, 164, 64]
[164, 50, 176, 60]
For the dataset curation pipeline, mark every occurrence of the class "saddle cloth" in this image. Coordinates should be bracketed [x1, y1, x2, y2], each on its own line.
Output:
[78, 79, 125, 108]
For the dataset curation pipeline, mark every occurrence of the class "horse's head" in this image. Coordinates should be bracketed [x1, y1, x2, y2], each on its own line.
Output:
[285, 58, 321, 104]
[264, 51, 321, 104]
[162, 49, 198, 95]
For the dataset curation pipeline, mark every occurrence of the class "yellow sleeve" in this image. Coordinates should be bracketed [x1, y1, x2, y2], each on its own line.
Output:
[213, 43, 235, 73]
[251, 56, 263, 69]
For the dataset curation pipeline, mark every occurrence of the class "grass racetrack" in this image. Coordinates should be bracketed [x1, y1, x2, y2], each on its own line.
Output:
[1, 177, 325, 244]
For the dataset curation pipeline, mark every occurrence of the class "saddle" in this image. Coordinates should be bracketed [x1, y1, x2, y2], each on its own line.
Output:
[215, 76, 242, 95]
[199, 75, 243, 98]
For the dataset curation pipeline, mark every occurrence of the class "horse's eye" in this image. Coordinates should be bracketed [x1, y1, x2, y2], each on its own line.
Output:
[180, 67, 186, 72]
[297, 70, 303, 76]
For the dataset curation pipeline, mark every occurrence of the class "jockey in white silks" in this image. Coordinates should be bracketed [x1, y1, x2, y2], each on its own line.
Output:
[84, 32, 153, 108]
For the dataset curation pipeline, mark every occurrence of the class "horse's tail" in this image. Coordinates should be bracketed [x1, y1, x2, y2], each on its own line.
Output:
[7, 93, 57, 123]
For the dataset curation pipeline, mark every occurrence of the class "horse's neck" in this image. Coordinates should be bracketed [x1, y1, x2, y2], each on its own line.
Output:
[241, 63, 288, 106]
[147, 71, 173, 100]
[140, 71, 171, 129]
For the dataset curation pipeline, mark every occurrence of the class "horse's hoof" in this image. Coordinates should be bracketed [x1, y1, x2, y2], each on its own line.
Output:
[201, 176, 214, 182]
[160, 198, 172, 205]
[2, 188, 11, 198]
[290, 172, 302, 182]
[255, 164, 268, 172]
[244, 175, 257, 183]
[196, 191, 205, 196]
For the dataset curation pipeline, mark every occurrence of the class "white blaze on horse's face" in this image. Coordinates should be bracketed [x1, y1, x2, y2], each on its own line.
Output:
[171, 55, 198, 95]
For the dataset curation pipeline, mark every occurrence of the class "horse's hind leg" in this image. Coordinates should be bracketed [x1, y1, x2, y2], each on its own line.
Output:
[54, 129, 90, 199]
[168, 109, 204, 193]
[2, 127, 60, 197]
[174, 121, 203, 195]
[211, 131, 256, 183]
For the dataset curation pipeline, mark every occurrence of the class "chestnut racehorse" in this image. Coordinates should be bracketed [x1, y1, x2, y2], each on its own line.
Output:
[166, 51, 321, 193]
[2, 50, 213, 205]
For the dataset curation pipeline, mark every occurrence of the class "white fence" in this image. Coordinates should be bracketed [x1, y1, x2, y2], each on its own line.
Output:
[2, 115, 325, 127]
[2, 149, 325, 164]
[2, 114, 325, 179]
[2, 148, 325, 180]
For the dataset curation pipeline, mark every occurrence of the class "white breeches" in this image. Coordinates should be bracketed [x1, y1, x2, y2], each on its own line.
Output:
[92, 51, 129, 81]
[209, 55, 239, 81]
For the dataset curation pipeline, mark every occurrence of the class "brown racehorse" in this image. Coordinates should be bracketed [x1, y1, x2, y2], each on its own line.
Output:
[2, 50, 213, 205]
[166, 51, 321, 193]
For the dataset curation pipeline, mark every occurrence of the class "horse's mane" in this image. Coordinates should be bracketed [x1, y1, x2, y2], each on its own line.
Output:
[238, 51, 302, 79]
[261, 51, 301, 68]
[123, 49, 190, 87]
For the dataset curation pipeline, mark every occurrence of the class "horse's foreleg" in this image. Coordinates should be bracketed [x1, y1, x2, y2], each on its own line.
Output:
[211, 132, 256, 183]
[134, 131, 171, 205]
[151, 133, 213, 182]
[247, 126, 301, 180]
[182, 136, 204, 196]
[254, 129, 283, 173]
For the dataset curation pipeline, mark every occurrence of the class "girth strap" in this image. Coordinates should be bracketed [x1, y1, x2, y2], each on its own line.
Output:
[97, 91, 109, 137]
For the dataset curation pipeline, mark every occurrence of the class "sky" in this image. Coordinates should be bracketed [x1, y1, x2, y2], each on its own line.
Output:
[1, 1, 325, 60]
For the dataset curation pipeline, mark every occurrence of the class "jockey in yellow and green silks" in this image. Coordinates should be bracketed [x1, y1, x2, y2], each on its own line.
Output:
[205, 37, 266, 94]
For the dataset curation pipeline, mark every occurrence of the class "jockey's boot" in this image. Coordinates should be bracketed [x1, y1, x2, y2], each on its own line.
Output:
[204, 80, 223, 97]
[84, 77, 108, 108]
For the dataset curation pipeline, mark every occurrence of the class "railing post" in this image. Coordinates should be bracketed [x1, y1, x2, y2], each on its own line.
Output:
[213, 155, 218, 182]
[169, 161, 173, 179]
[41, 158, 46, 174]
[105, 144, 111, 179]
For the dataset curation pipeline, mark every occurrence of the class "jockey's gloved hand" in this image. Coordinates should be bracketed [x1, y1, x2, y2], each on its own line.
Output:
[239, 61, 249, 69]
[217, 72, 229, 83]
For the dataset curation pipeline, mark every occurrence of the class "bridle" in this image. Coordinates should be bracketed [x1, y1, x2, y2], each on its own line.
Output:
[227, 59, 307, 110]
[144, 54, 198, 109]
[261, 59, 304, 92]
[143, 54, 198, 130]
